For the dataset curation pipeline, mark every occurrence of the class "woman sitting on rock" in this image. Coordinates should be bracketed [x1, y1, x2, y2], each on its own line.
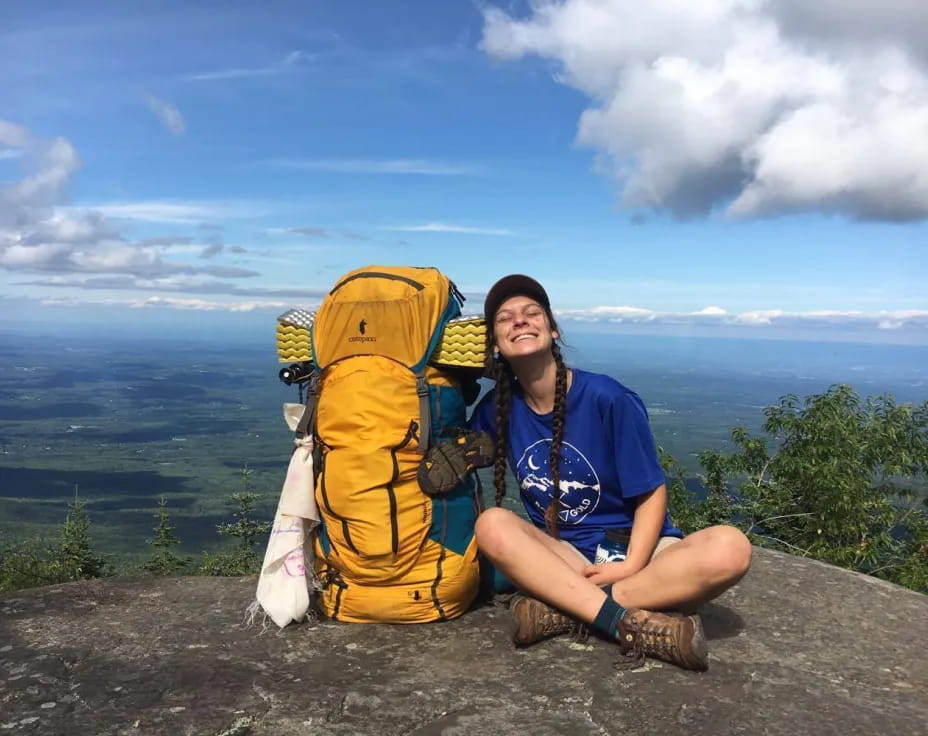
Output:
[469, 274, 752, 671]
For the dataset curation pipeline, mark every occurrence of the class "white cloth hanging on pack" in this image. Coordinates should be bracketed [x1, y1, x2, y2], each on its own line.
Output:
[252, 403, 320, 628]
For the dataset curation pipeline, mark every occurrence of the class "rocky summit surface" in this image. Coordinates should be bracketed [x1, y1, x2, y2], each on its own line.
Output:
[1, 547, 926, 736]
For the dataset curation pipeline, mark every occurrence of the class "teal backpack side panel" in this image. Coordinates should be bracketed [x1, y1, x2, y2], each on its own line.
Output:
[317, 519, 331, 557]
[428, 383, 467, 443]
[425, 373, 477, 557]
[427, 477, 478, 557]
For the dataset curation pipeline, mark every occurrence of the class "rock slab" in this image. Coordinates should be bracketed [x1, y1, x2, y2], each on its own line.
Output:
[1, 548, 926, 735]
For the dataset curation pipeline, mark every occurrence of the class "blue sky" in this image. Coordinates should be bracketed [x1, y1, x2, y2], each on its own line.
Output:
[2, 0, 927, 344]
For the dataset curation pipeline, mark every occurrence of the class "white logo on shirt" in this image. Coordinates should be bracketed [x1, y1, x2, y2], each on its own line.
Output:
[516, 439, 601, 524]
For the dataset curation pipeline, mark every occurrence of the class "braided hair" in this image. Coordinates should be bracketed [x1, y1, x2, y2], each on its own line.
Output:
[486, 312, 569, 539]
[489, 355, 513, 510]
[544, 341, 568, 538]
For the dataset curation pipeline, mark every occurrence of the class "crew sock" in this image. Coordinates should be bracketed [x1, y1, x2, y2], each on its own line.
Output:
[591, 584, 627, 640]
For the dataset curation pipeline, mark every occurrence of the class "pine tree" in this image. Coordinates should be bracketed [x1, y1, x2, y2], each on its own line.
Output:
[53, 486, 107, 581]
[142, 496, 191, 576]
[0, 530, 55, 593]
[218, 490, 271, 556]
[199, 467, 272, 576]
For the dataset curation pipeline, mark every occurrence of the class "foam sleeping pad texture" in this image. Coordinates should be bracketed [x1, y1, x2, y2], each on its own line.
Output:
[276, 312, 487, 369]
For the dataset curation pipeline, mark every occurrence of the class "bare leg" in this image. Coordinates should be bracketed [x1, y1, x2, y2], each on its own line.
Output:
[475, 507, 607, 621]
[610, 525, 752, 612]
[476, 508, 752, 622]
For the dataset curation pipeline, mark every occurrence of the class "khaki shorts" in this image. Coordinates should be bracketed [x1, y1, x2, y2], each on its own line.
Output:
[564, 535, 682, 565]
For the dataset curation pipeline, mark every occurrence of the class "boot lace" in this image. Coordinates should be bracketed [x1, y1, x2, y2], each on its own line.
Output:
[613, 613, 679, 670]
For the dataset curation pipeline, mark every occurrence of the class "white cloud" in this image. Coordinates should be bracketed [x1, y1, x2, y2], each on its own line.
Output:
[145, 95, 186, 136]
[558, 305, 655, 321]
[482, 0, 928, 221]
[0, 122, 80, 211]
[135, 296, 286, 312]
[1, 242, 71, 268]
[270, 158, 482, 176]
[0, 121, 261, 280]
[21, 289, 928, 331]
[0, 121, 32, 149]
[277, 226, 368, 241]
[182, 50, 311, 82]
[770, 0, 928, 58]
[38, 295, 291, 312]
[731, 310, 784, 326]
[384, 223, 513, 235]
[76, 200, 270, 224]
[24, 274, 324, 300]
[555, 305, 928, 331]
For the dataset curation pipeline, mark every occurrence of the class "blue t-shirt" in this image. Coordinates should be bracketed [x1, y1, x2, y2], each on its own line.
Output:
[469, 368, 682, 560]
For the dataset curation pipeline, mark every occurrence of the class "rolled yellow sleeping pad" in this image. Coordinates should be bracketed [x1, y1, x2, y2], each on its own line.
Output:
[275, 309, 314, 363]
[430, 315, 486, 368]
[275, 310, 487, 369]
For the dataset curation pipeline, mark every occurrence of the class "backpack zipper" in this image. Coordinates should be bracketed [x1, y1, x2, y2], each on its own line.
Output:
[330, 271, 425, 294]
[318, 457, 359, 555]
[387, 419, 420, 555]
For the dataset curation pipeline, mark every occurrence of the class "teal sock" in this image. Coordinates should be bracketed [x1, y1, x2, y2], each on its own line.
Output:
[591, 584, 627, 640]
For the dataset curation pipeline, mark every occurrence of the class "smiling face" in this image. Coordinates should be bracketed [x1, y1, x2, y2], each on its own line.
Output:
[492, 294, 559, 363]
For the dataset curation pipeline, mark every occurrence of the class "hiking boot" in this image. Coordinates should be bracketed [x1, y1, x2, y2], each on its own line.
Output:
[615, 609, 708, 671]
[509, 594, 581, 646]
[418, 430, 495, 497]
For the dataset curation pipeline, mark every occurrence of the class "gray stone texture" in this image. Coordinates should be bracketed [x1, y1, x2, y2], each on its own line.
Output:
[1, 547, 926, 735]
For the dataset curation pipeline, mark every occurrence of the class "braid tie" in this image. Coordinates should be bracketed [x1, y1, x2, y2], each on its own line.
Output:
[545, 343, 568, 538]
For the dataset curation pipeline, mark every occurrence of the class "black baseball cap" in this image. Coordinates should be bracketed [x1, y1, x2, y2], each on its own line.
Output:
[483, 274, 551, 322]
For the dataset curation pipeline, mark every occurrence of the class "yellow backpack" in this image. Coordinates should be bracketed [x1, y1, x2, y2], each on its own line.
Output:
[291, 266, 480, 623]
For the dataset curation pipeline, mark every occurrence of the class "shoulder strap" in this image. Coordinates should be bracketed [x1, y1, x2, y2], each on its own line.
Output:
[415, 371, 431, 453]
[294, 372, 320, 441]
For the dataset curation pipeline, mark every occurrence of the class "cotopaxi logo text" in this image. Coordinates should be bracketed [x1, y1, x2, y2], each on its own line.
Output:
[348, 317, 376, 343]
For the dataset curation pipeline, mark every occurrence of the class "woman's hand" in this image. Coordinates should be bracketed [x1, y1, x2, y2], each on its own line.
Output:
[581, 559, 644, 586]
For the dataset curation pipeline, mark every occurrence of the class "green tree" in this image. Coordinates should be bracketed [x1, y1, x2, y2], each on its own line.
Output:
[661, 448, 704, 534]
[0, 530, 56, 593]
[218, 491, 271, 556]
[142, 496, 191, 576]
[696, 449, 735, 527]
[50, 486, 108, 582]
[199, 468, 271, 576]
[660, 448, 735, 534]
[890, 497, 928, 592]
[727, 385, 928, 590]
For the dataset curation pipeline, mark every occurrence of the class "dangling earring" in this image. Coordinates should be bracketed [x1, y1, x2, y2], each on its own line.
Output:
[492, 348, 500, 360]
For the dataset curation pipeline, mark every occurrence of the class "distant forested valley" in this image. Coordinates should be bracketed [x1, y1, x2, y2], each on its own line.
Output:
[1, 328, 926, 591]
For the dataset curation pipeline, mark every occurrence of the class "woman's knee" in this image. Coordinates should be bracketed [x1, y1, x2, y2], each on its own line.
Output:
[705, 525, 752, 581]
[474, 507, 520, 555]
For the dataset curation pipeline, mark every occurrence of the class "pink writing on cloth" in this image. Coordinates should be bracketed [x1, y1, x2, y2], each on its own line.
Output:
[253, 403, 320, 628]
